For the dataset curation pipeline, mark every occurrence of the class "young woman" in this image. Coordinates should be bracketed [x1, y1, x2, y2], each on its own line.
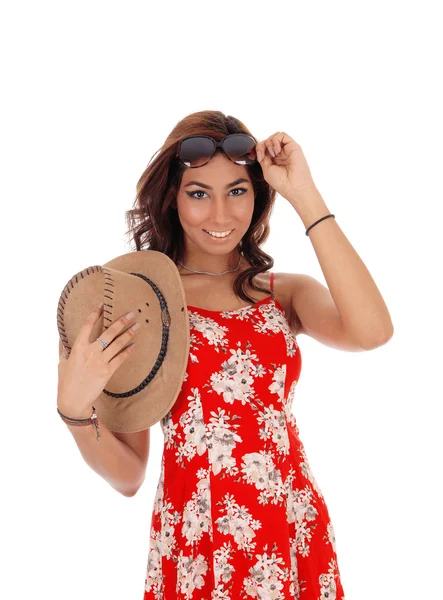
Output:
[59, 110, 393, 599]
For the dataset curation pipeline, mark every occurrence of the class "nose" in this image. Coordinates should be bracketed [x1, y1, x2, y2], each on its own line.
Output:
[209, 196, 232, 227]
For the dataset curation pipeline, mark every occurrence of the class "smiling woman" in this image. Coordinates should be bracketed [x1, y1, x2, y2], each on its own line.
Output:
[117, 110, 347, 599]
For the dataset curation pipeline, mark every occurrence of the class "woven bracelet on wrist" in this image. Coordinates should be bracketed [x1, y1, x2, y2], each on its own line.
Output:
[305, 213, 335, 236]
[57, 406, 101, 441]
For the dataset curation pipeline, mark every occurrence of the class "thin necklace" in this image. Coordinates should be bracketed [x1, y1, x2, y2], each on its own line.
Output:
[177, 254, 243, 276]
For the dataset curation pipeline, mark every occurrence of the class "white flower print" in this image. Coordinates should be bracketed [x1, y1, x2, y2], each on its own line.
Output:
[325, 520, 337, 552]
[211, 541, 236, 597]
[319, 558, 342, 600]
[188, 311, 230, 354]
[215, 492, 262, 557]
[240, 451, 286, 505]
[207, 342, 267, 405]
[242, 542, 289, 600]
[284, 466, 319, 558]
[182, 472, 213, 549]
[206, 407, 243, 477]
[162, 387, 208, 468]
[176, 551, 209, 599]
[255, 403, 290, 459]
[268, 364, 286, 403]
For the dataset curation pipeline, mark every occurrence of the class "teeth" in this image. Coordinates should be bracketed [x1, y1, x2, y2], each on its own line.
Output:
[206, 229, 232, 238]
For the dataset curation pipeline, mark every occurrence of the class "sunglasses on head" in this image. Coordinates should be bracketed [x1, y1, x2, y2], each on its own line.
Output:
[176, 133, 257, 168]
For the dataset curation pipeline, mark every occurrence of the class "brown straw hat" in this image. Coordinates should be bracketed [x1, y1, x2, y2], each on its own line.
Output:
[56, 250, 190, 433]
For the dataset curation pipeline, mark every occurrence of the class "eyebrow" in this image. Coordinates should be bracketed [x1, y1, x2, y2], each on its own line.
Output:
[183, 177, 250, 191]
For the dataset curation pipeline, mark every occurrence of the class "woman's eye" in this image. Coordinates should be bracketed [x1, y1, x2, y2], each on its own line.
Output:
[188, 190, 207, 199]
[187, 187, 247, 199]
[230, 187, 247, 196]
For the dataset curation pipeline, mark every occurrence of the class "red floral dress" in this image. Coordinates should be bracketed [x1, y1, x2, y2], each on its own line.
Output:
[143, 272, 345, 600]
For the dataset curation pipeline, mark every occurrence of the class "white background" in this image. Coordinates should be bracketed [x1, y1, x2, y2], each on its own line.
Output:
[1, 1, 442, 599]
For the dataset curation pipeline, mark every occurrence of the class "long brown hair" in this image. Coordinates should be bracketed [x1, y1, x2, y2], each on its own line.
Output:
[124, 110, 277, 304]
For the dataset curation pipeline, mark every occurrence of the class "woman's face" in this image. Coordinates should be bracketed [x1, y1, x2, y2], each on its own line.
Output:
[176, 152, 255, 256]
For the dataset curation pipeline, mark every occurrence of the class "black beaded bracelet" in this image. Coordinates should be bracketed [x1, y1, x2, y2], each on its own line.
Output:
[305, 213, 335, 236]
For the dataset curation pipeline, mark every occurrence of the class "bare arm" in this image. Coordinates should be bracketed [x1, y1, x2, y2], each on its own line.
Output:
[61, 412, 150, 497]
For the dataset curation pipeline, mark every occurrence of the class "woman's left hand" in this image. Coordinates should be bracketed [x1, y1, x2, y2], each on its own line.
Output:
[255, 132, 317, 203]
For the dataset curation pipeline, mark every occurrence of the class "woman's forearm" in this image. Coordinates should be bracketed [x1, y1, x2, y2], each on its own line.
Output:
[62, 417, 146, 497]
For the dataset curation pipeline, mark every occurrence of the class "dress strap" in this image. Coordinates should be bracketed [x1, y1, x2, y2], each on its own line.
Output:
[269, 272, 275, 297]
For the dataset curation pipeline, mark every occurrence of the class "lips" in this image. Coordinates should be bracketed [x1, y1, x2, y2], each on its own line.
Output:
[203, 229, 234, 239]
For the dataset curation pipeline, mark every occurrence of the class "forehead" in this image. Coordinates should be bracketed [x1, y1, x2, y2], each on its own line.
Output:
[180, 153, 251, 186]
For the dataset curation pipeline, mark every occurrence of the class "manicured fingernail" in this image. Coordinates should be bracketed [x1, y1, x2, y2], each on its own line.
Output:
[257, 150, 262, 161]
[98, 302, 104, 309]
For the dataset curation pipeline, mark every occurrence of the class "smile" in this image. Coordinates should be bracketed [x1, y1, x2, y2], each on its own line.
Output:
[203, 229, 234, 240]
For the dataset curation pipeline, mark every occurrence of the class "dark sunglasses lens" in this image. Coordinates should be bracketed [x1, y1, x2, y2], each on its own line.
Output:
[180, 137, 214, 167]
[223, 134, 257, 164]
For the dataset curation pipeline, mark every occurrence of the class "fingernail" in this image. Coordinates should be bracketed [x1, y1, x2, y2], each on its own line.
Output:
[98, 302, 104, 309]
[257, 150, 262, 161]
[125, 311, 135, 320]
